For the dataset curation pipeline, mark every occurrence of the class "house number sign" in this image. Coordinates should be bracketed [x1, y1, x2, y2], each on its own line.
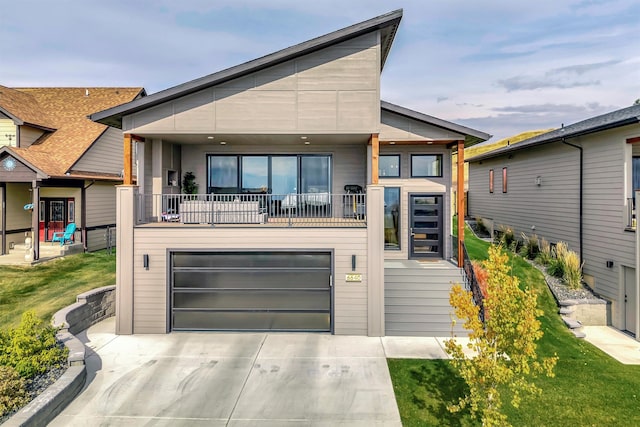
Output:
[346, 273, 362, 282]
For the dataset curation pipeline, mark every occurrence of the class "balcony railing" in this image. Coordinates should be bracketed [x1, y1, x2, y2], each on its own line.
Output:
[627, 198, 636, 230]
[135, 192, 366, 227]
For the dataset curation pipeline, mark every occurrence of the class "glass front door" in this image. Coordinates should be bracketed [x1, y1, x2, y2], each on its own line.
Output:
[409, 194, 443, 258]
[39, 198, 71, 241]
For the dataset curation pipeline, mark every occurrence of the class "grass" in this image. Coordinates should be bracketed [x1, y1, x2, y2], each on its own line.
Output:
[0, 251, 116, 329]
[389, 218, 640, 426]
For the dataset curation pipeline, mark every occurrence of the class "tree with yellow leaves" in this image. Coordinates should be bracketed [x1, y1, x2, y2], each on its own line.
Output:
[445, 245, 557, 426]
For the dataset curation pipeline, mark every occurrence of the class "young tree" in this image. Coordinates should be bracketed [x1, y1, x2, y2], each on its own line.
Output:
[445, 245, 557, 426]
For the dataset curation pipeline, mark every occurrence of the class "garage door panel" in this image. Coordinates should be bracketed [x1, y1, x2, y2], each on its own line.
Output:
[170, 251, 332, 332]
[173, 270, 330, 289]
[173, 311, 330, 331]
[173, 290, 330, 310]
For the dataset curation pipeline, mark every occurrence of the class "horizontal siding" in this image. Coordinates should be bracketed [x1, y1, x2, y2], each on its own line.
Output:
[6, 183, 32, 230]
[74, 127, 123, 174]
[85, 182, 116, 226]
[125, 33, 380, 135]
[86, 227, 116, 252]
[19, 125, 45, 148]
[379, 110, 464, 142]
[0, 119, 16, 147]
[132, 227, 368, 335]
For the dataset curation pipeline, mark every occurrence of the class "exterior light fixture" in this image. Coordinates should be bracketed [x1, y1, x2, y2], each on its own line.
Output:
[304, 141, 310, 145]
[389, 141, 396, 145]
[207, 136, 214, 140]
[220, 141, 227, 145]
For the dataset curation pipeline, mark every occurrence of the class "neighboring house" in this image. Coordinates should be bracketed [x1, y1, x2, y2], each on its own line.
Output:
[467, 105, 640, 340]
[91, 10, 490, 336]
[0, 86, 145, 259]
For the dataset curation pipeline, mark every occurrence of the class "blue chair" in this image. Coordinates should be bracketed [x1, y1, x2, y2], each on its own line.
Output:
[52, 223, 76, 246]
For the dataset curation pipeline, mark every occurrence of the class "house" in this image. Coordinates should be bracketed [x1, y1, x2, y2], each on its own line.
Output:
[0, 86, 145, 259]
[467, 105, 640, 340]
[91, 9, 490, 336]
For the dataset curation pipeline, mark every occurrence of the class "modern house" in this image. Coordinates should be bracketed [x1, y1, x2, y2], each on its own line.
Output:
[467, 105, 640, 340]
[0, 86, 145, 259]
[91, 10, 490, 336]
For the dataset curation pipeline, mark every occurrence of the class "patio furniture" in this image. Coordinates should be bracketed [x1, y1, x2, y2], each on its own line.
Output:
[51, 223, 76, 246]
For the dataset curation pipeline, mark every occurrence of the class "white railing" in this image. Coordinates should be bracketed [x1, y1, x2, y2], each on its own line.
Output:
[627, 198, 636, 230]
[135, 192, 366, 227]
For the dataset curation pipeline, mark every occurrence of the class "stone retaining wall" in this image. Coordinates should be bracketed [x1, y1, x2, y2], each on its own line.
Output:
[53, 285, 116, 335]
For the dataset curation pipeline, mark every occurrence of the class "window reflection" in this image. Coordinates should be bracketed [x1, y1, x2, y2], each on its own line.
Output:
[384, 187, 400, 250]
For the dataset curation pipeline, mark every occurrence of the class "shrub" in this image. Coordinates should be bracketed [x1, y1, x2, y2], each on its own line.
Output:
[0, 311, 68, 378]
[0, 365, 28, 417]
[535, 237, 553, 266]
[519, 232, 540, 260]
[472, 260, 489, 299]
[475, 216, 489, 235]
[562, 250, 583, 289]
[497, 225, 515, 248]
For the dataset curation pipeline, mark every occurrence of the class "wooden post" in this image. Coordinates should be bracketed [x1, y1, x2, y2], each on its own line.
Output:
[457, 140, 465, 267]
[123, 134, 133, 185]
[371, 133, 379, 184]
[31, 182, 39, 261]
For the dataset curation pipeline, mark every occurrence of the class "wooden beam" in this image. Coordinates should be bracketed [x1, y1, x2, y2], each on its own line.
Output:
[123, 133, 133, 185]
[371, 133, 379, 185]
[457, 140, 465, 267]
[626, 136, 640, 144]
[131, 134, 145, 143]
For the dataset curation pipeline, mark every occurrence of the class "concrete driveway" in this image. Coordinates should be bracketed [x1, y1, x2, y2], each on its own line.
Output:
[50, 318, 402, 426]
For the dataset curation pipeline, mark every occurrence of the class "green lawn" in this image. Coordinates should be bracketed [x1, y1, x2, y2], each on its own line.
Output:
[389, 220, 640, 426]
[0, 251, 116, 329]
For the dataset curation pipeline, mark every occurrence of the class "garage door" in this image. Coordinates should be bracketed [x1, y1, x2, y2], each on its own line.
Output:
[170, 251, 332, 332]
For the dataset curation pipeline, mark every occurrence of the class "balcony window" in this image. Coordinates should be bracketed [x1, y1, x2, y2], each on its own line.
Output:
[379, 155, 400, 178]
[411, 155, 442, 178]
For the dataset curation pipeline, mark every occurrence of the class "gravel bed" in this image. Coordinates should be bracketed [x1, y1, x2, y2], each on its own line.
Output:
[524, 258, 602, 303]
[0, 358, 68, 423]
[466, 219, 492, 239]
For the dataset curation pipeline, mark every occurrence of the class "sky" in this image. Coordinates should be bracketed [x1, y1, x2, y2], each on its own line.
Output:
[1, 0, 638, 143]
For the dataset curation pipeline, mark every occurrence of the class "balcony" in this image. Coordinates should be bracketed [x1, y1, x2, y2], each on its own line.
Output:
[135, 192, 367, 228]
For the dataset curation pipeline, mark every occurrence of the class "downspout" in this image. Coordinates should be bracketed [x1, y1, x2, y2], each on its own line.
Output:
[82, 180, 96, 252]
[561, 138, 583, 266]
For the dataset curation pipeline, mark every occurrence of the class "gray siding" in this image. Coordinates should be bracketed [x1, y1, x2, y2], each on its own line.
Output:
[379, 144, 453, 260]
[85, 182, 116, 227]
[73, 127, 123, 174]
[132, 227, 368, 335]
[180, 142, 366, 196]
[380, 110, 465, 142]
[468, 143, 580, 250]
[122, 33, 381, 135]
[468, 125, 640, 329]
[86, 227, 116, 252]
[19, 125, 45, 148]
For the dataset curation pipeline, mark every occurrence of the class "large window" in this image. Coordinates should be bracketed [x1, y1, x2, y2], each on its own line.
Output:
[207, 154, 331, 196]
[384, 187, 401, 250]
[379, 155, 400, 178]
[411, 155, 442, 177]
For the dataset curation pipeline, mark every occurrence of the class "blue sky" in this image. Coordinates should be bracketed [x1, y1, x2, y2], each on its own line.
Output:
[1, 0, 638, 142]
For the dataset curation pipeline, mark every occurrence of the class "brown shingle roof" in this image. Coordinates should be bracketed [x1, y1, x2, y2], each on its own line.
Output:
[5, 87, 143, 178]
[0, 85, 56, 129]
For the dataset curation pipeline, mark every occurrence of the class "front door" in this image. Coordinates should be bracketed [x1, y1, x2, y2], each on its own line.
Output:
[624, 266, 637, 336]
[39, 198, 70, 241]
[409, 194, 443, 258]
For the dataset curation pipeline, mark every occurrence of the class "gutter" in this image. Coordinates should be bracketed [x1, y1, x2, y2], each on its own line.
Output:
[561, 138, 583, 266]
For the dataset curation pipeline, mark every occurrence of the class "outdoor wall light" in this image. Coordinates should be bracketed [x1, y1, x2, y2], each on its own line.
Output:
[352, 255, 357, 271]
[535, 176, 542, 186]
[143, 254, 149, 270]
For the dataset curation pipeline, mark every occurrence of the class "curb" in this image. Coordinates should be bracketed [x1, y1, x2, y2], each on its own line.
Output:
[4, 286, 115, 426]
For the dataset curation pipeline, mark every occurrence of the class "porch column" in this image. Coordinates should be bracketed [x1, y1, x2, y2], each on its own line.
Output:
[635, 190, 640, 341]
[370, 134, 380, 184]
[1, 183, 5, 255]
[152, 139, 163, 221]
[457, 140, 465, 267]
[31, 181, 40, 261]
[367, 185, 385, 336]
[116, 185, 136, 334]
[123, 134, 133, 185]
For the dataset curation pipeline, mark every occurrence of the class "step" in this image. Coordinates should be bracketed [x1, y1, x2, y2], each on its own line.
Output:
[559, 306, 574, 315]
[561, 316, 582, 330]
[572, 330, 586, 339]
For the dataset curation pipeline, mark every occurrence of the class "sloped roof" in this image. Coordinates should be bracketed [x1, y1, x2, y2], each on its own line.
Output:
[468, 104, 640, 162]
[0, 85, 56, 129]
[381, 101, 492, 146]
[91, 9, 403, 128]
[5, 87, 144, 178]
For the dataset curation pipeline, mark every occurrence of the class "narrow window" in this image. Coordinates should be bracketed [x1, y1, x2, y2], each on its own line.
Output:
[502, 167, 508, 193]
[379, 155, 400, 178]
[411, 154, 443, 177]
[384, 187, 401, 250]
[67, 200, 75, 223]
[489, 169, 494, 193]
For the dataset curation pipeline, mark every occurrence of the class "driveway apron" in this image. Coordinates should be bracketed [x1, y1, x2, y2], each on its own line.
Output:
[50, 318, 401, 426]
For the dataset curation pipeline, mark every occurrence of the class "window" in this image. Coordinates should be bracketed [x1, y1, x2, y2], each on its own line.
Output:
[384, 187, 400, 250]
[502, 167, 508, 193]
[67, 200, 75, 223]
[207, 154, 331, 196]
[379, 155, 400, 178]
[411, 155, 442, 177]
[489, 169, 494, 193]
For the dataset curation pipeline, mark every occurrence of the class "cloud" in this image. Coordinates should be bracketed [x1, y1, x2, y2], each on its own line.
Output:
[547, 60, 621, 75]
[437, 97, 449, 103]
[496, 76, 600, 92]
